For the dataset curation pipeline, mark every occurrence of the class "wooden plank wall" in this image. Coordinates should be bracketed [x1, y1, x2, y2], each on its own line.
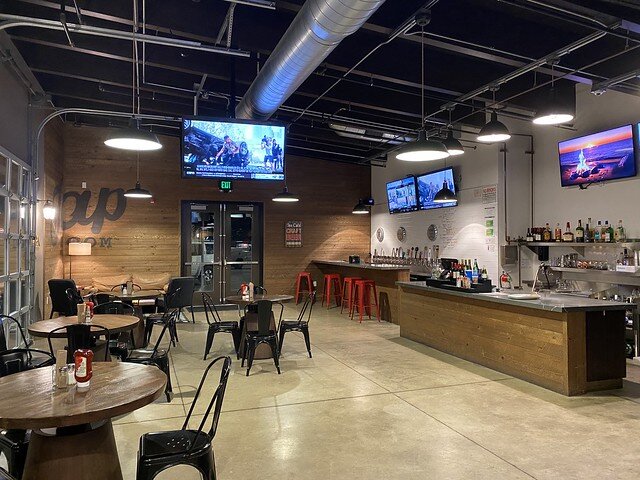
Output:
[58, 125, 371, 294]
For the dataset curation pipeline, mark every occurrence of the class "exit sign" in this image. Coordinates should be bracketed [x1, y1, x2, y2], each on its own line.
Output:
[218, 180, 233, 192]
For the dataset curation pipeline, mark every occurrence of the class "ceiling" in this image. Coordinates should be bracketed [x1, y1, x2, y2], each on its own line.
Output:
[2, 0, 640, 165]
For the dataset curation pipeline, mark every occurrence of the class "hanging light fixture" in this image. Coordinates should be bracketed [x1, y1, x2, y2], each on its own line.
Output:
[477, 87, 511, 143]
[395, 15, 449, 162]
[352, 199, 369, 214]
[272, 186, 299, 202]
[433, 180, 457, 203]
[42, 200, 56, 220]
[532, 62, 574, 125]
[442, 109, 464, 156]
[105, 34, 162, 151]
[124, 154, 153, 199]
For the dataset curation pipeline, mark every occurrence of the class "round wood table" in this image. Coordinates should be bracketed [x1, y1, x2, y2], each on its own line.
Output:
[226, 294, 293, 360]
[28, 314, 140, 338]
[0, 362, 166, 480]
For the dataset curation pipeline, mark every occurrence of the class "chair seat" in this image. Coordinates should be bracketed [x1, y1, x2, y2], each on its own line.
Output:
[139, 429, 211, 460]
[210, 321, 238, 330]
[281, 320, 308, 328]
[127, 348, 167, 361]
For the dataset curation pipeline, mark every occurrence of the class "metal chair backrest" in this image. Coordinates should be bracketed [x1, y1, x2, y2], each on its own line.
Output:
[0, 315, 28, 353]
[150, 308, 178, 357]
[93, 301, 135, 315]
[296, 291, 316, 325]
[202, 292, 222, 325]
[256, 300, 273, 335]
[0, 350, 29, 377]
[47, 324, 111, 361]
[183, 356, 232, 447]
[110, 283, 142, 292]
[48, 279, 80, 316]
[165, 277, 195, 309]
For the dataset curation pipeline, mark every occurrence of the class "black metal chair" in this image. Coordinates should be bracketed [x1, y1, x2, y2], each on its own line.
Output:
[0, 466, 17, 480]
[110, 283, 142, 292]
[47, 324, 111, 363]
[93, 301, 135, 315]
[145, 289, 181, 347]
[0, 315, 55, 371]
[94, 301, 138, 357]
[202, 293, 240, 361]
[124, 308, 178, 403]
[136, 356, 231, 480]
[47, 279, 83, 318]
[153, 277, 195, 323]
[278, 291, 316, 358]
[0, 316, 54, 480]
[241, 300, 282, 376]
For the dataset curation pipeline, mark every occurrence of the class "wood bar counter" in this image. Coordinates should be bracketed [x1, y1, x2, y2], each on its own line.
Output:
[398, 281, 631, 396]
[313, 260, 410, 323]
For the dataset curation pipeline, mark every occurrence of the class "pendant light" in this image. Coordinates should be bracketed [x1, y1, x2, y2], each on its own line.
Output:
[395, 17, 449, 162]
[433, 162, 457, 204]
[477, 88, 511, 143]
[352, 199, 369, 214]
[124, 153, 153, 198]
[272, 157, 299, 202]
[105, 35, 162, 151]
[532, 62, 574, 125]
[442, 108, 464, 156]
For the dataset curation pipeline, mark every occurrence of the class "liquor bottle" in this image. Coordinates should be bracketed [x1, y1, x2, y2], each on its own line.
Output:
[595, 221, 602, 242]
[481, 267, 488, 281]
[584, 218, 592, 243]
[534, 227, 542, 242]
[605, 221, 614, 243]
[554, 223, 562, 242]
[575, 219, 584, 243]
[526, 228, 534, 242]
[615, 219, 626, 242]
[543, 223, 552, 241]
[562, 222, 574, 242]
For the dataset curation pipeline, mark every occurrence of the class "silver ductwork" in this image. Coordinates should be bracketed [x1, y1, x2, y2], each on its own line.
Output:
[236, 0, 386, 120]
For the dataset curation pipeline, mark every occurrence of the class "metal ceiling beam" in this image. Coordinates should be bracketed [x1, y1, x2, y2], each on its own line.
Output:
[0, 13, 250, 57]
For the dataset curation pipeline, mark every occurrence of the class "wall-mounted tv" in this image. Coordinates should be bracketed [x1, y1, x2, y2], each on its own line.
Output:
[417, 167, 457, 210]
[386, 177, 418, 214]
[181, 117, 285, 180]
[558, 124, 636, 187]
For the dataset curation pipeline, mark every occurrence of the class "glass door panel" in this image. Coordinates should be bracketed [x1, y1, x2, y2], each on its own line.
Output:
[223, 204, 262, 300]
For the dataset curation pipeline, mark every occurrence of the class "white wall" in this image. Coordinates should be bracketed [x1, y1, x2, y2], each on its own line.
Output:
[533, 84, 640, 236]
[371, 130, 507, 284]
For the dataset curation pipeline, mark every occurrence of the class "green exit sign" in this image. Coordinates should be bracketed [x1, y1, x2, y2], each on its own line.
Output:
[218, 180, 233, 192]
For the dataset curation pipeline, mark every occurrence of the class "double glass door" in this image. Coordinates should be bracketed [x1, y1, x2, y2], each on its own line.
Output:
[181, 202, 262, 303]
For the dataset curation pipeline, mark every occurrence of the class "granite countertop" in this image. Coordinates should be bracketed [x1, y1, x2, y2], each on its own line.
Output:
[313, 260, 410, 271]
[396, 281, 635, 313]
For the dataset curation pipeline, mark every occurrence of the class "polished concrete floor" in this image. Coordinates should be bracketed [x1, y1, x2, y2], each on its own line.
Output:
[23, 304, 640, 479]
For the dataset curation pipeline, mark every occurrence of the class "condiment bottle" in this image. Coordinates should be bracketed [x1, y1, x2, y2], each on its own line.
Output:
[74, 349, 94, 388]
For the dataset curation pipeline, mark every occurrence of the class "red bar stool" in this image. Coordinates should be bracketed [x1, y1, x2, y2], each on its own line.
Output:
[321, 273, 342, 308]
[340, 277, 361, 314]
[350, 279, 380, 323]
[295, 272, 313, 304]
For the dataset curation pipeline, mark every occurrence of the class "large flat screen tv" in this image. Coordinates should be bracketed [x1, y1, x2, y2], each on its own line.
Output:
[386, 177, 418, 214]
[181, 117, 285, 180]
[417, 167, 457, 210]
[558, 124, 636, 187]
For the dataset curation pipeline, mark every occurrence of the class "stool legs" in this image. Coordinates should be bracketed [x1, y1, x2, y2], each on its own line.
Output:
[350, 281, 380, 323]
[295, 273, 313, 305]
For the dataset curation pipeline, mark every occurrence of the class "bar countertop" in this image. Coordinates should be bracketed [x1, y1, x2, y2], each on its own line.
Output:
[397, 281, 634, 313]
[313, 260, 410, 271]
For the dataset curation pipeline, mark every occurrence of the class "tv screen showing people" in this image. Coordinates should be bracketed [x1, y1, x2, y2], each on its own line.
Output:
[182, 118, 285, 180]
[417, 168, 457, 210]
[386, 177, 418, 214]
[558, 124, 637, 187]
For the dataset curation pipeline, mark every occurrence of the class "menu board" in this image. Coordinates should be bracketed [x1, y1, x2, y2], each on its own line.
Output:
[285, 221, 302, 247]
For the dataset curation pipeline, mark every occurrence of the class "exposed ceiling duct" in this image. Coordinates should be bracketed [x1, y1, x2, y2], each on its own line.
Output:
[235, 0, 387, 120]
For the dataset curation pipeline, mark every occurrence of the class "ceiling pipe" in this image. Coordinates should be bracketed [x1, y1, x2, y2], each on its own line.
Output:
[0, 13, 250, 57]
[235, 0, 387, 120]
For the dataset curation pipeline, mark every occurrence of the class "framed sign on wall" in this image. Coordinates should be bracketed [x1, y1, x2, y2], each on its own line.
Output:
[285, 221, 302, 247]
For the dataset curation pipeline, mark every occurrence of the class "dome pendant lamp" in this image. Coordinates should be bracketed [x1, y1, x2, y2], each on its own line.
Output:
[272, 157, 299, 202]
[395, 15, 449, 162]
[442, 108, 464, 156]
[434, 160, 457, 204]
[532, 62, 574, 125]
[477, 88, 511, 143]
[124, 154, 153, 199]
[352, 199, 369, 214]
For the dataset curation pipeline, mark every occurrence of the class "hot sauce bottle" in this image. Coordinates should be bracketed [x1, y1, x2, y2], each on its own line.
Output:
[74, 349, 94, 388]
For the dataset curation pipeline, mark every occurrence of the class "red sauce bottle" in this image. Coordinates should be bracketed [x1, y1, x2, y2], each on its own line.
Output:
[86, 301, 94, 318]
[74, 349, 94, 388]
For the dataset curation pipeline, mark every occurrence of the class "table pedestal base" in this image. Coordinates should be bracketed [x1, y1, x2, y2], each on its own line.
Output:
[23, 420, 123, 480]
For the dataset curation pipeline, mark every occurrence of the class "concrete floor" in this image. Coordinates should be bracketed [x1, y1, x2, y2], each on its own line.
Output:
[28, 305, 640, 479]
